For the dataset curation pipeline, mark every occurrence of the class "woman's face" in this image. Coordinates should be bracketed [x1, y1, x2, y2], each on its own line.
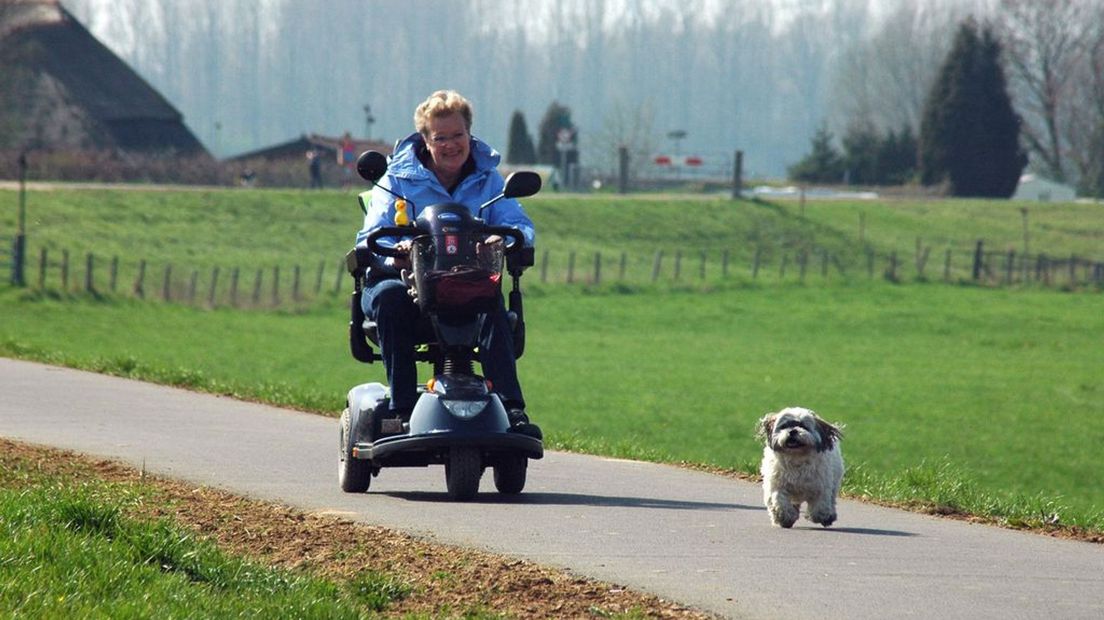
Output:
[423, 113, 470, 178]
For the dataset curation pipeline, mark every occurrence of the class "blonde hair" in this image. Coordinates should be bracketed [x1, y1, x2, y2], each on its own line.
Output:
[414, 90, 473, 136]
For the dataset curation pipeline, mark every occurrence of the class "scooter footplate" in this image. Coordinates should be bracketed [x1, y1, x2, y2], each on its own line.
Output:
[354, 432, 542, 466]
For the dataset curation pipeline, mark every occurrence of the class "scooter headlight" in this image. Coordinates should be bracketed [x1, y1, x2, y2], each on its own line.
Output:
[441, 398, 489, 419]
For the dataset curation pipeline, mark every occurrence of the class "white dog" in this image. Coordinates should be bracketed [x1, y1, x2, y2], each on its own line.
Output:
[756, 407, 844, 528]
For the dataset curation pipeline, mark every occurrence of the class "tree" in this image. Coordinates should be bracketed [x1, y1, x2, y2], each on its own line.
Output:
[788, 124, 845, 184]
[919, 19, 1027, 197]
[996, 0, 1094, 184]
[875, 125, 918, 186]
[536, 101, 576, 167]
[505, 110, 536, 165]
[841, 121, 880, 185]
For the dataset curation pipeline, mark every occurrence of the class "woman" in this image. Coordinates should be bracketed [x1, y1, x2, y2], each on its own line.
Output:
[355, 90, 540, 439]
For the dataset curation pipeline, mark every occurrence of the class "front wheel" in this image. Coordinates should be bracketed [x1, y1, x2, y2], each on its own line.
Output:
[493, 455, 527, 495]
[445, 447, 482, 501]
[339, 408, 372, 493]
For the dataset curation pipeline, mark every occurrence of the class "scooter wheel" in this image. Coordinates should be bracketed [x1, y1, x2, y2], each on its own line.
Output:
[493, 455, 527, 495]
[339, 408, 372, 493]
[445, 447, 482, 501]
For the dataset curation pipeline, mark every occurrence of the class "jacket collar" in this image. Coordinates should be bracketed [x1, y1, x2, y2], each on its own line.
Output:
[388, 132, 501, 181]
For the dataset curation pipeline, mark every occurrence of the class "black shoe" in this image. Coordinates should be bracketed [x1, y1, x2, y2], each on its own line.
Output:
[507, 409, 542, 440]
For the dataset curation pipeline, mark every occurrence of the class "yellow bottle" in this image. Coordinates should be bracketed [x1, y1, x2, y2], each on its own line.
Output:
[394, 199, 409, 226]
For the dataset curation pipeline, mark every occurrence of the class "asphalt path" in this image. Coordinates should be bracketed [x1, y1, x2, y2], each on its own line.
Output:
[2, 357, 1102, 619]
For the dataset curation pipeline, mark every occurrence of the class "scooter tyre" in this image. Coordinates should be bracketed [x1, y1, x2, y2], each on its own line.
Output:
[339, 408, 372, 493]
[493, 455, 527, 495]
[445, 447, 482, 501]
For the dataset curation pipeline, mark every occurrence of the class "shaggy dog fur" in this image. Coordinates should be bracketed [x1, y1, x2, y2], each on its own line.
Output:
[757, 407, 844, 528]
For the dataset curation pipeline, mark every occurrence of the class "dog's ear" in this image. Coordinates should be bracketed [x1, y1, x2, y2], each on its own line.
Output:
[756, 413, 777, 443]
[815, 417, 844, 452]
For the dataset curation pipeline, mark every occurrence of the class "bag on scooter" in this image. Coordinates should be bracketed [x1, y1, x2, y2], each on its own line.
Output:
[423, 265, 502, 314]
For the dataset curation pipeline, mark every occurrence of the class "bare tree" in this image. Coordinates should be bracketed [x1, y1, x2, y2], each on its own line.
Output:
[996, 0, 1098, 183]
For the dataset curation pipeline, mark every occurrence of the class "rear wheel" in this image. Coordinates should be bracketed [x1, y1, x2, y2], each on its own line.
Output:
[339, 408, 372, 493]
[493, 455, 527, 495]
[445, 447, 482, 501]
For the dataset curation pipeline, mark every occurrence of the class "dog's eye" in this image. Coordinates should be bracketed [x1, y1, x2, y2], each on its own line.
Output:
[776, 420, 799, 430]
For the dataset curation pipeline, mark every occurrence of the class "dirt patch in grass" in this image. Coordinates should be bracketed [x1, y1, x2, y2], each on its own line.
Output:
[0, 438, 714, 618]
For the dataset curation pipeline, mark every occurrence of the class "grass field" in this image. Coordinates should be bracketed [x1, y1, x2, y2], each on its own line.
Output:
[0, 448, 401, 617]
[2, 185, 1103, 531]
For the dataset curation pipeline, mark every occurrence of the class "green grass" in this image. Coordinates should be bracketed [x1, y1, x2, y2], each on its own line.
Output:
[5, 188, 1099, 288]
[3, 280, 1102, 529]
[2, 185, 1103, 532]
[0, 458, 407, 617]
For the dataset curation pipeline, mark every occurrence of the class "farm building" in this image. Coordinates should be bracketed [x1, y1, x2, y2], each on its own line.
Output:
[225, 133, 391, 165]
[0, 0, 208, 156]
[1012, 174, 1077, 203]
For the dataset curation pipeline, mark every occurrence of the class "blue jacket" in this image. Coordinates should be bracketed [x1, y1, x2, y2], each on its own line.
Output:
[356, 132, 536, 252]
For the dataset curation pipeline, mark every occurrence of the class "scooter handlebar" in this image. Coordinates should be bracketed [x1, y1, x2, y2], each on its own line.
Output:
[365, 226, 417, 257]
[481, 226, 527, 254]
[365, 226, 527, 258]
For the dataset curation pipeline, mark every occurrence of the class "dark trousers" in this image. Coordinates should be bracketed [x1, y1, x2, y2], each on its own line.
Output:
[361, 278, 525, 411]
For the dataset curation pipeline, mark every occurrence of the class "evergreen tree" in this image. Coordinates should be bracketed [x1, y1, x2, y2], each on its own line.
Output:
[787, 124, 845, 183]
[842, 122, 880, 185]
[919, 19, 1026, 197]
[536, 101, 577, 167]
[505, 110, 536, 164]
[875, 125, 918, 185]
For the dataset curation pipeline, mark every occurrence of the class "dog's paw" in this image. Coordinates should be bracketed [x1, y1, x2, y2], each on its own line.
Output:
[810, 510, 837, 527]
[771, 507, 800, 528]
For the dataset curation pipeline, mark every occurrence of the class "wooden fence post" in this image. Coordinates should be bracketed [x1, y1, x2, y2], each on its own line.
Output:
[292, 264, 301, 301]
[972, 240, 984, 281]
[134, 259, 146, 298]
[188, 270, 198, 302]
[651, 250, 663, 282]
[84, 253, 94, 292]
[315, 260, 325, 295]
[38, 248, 47, 289]
[885, 251, 898, 282]
[540, 250, 550, 283]
[752, 246, 762, 279]
[208, 267, 220, 306]
[253, 269, 263, 305]
[162, 265, 173, 301]
[272, 266, 281, 305]
[110, 256, 118, 292]
[334, 261, 344, 293]
[593, 251, 601, 284]
[915, 246, 931, 280]
[674, 250, 682, 281]
[230, 268, 240, 306]
[566, 251, 575, 284]
[619, 251, 627, 280]
[61, 250, 69, 291]
[1004, 250, 1015, 284]
[779, 254, 789, 279]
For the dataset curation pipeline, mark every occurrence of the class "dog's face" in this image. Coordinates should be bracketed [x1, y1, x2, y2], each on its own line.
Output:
[757, 407, 842, 454]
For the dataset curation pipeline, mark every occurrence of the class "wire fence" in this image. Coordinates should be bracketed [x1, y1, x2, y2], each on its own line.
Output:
[530, 240, 1103, 289]
[8, 236, 1100, 308]
[12, 245, 348, 308]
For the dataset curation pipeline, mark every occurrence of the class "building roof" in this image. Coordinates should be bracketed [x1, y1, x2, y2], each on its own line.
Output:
[0, 0, 207, 154]
[226, 133, 392, 162]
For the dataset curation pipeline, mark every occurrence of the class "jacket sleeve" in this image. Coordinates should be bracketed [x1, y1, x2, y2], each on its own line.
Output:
[355, 178, 398, 249]
[481, 172, 536, 246]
